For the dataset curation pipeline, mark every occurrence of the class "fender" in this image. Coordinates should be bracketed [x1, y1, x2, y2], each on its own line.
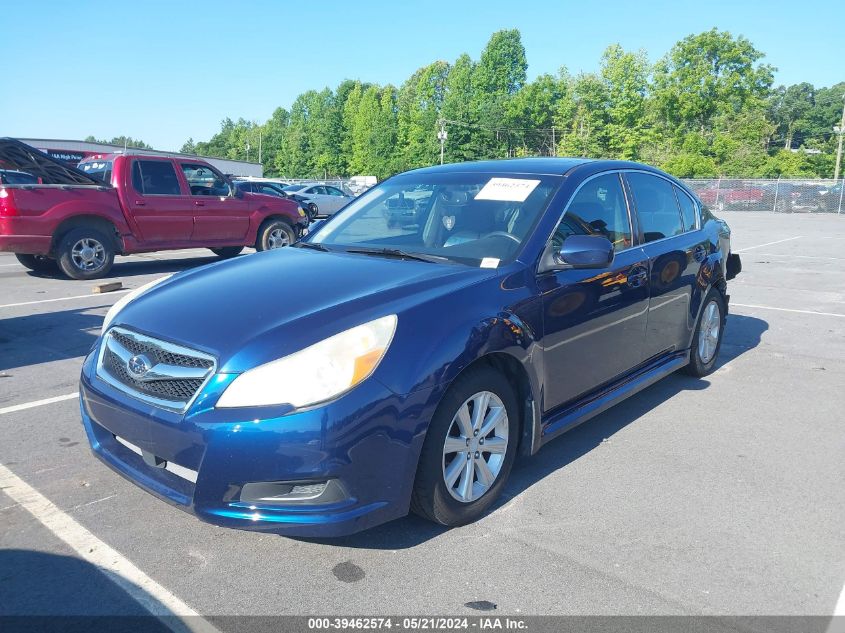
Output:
[247, 197, 304, 242]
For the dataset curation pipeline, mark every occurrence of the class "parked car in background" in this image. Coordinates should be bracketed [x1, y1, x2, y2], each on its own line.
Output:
[79, 157, 738, 536]
[233, 180, 290, 199]
[282, 183, 354, 218]
[0, 138, 308, 279]
[770, 182, 830, 213]
[0, 169, 38, 185]
[697, 183, 765, 211]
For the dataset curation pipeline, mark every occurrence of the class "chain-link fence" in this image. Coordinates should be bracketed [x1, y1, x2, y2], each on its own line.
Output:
[683, 179, 845, 214]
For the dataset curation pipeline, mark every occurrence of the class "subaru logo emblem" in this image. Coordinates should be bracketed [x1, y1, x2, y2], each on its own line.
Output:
[127, 354, 153, 379]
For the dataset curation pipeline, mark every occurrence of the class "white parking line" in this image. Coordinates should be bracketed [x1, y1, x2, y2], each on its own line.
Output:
[0, 463, 219, 633]
[746, 252, 845, 262]
[734, 236, 803, 253]
[828, 583, 845, 633]
[0, 393, 79, 415]
[0, 289, 130, 310]
[732, 303, 845, 318]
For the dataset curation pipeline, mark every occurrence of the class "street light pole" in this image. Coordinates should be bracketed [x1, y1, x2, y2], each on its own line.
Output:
[437, 119, 447, 165]
[834, 93, 845, 182]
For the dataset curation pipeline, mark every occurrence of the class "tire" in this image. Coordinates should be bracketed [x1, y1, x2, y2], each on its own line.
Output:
[210, 246, 244, 258]
[683, 289, 727, 377]
[15, 253, 58, 273]
[306, 203, 319, 221]
[410, 366, 519, 527]
[56, 227, 114, 280]
[255, 218, 296, 252]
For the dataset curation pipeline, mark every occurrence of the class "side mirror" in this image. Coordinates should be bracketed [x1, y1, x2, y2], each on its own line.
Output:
[542, 235, 614, 271]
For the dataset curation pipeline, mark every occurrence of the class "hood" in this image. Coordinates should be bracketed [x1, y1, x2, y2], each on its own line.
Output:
[114, 247, 495, 372]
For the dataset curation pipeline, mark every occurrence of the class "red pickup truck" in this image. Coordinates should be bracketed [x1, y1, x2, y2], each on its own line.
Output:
[0, 139, 308, 279]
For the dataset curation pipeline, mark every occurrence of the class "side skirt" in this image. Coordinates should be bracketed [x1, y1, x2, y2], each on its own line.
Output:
[539, 351, 690, 447]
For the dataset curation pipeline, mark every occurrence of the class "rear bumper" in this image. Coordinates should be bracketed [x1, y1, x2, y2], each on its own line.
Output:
[79, 348, 431, 537]
[0, 233, 52, 255]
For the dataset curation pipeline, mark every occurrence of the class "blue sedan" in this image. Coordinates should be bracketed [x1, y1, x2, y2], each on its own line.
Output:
[79, 158, 740, 536]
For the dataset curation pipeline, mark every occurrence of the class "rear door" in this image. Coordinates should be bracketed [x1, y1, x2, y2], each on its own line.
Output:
[624, 171, 710, 359]
[540, 172, 650, 412]
[178, 162, 250, 241]
[125, 159, 194, 243]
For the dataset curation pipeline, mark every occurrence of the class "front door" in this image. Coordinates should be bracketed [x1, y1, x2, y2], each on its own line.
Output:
[126, 159, 194, 243]
[540, 172, 650, 412]
[178, 162, 250, 241]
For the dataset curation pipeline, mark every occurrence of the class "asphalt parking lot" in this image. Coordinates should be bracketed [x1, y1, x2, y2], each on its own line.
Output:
[0, 213, 843, 625]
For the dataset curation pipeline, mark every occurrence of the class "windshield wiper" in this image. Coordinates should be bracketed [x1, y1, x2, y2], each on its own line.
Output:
[294, 241, 330, 252]
[344, 247, 449, 264]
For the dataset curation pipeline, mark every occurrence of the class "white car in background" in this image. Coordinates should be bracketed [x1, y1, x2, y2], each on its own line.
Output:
[282, 184, 354, 217]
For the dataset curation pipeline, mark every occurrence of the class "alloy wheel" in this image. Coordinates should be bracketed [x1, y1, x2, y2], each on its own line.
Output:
[267, 227, 291, 249]
[71, 237, 106, 271]
[698, 300, 721, 364]
[442, 391, 509, 503]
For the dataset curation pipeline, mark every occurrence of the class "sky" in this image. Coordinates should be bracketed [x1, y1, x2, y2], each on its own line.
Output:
[2, 0, 842, 152]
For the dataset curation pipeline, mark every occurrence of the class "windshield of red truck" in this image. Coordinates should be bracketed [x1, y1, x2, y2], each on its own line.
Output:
[77, 161, 113, 184]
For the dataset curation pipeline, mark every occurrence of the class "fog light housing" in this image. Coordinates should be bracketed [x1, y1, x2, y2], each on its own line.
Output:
[238, 479, 346, 505]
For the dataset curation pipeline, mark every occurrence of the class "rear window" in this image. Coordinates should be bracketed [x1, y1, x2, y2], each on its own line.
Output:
[78, 161, 113, 184]
[131, 160, 182, 196]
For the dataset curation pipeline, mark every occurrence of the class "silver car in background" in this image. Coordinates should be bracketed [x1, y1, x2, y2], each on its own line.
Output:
[283, 184, 354, 217]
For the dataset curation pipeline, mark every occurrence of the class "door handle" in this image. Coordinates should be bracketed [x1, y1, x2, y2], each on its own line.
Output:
[194, 200, 205, 207]
[627, 269, 648, 288]
[134, 200, 145, 206]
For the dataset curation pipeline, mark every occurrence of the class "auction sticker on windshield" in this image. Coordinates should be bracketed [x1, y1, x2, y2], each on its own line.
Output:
[475, 177, 541, 202]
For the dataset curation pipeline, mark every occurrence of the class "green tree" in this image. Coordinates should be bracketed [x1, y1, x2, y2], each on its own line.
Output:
[600, 45, 652, 160]
[653, 29, 774, 136]
[769, 83, 815, 149]
[396, 60, 450, 170]
[441, 54, 476, 163]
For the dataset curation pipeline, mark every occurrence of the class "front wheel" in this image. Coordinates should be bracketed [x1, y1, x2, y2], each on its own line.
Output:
[56, 227, 114, 280]
[306, 203, 319, 221]
[15, 254, 58, 273]
[683, 289, 726, 377]
[411, 366, 519, 527]
[210, 246, 244, 258]
[255, 218, 296, 251]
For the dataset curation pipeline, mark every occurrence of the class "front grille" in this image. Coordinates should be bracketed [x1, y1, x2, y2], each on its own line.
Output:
[96, 327, 216, 412]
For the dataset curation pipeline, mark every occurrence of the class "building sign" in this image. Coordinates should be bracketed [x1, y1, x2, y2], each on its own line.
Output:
[43, 149, 87, 164]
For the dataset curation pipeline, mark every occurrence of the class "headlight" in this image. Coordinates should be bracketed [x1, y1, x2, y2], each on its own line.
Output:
[216, 314, 397, 409]
[101, 274, 173, 332]
[297, 206, 306, 217]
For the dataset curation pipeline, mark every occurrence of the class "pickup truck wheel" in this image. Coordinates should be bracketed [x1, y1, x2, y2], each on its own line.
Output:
[210, 246, 244, 258]
[56, 228, 114, 280]
[15, 254, 58, 273]
[256, 219, 295, 251]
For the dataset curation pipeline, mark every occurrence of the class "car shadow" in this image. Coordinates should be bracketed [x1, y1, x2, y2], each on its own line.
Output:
[299, 313, 768, 550]
[22, 253, 227, 282]
[0, 548, 170, 627]
[0, 306, 105, 372]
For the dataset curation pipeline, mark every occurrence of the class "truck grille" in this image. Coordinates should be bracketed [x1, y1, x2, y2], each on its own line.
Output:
[96, 327, 216, 412]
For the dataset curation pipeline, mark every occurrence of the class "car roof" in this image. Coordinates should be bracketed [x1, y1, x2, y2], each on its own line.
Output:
[405, 157, 669, 178]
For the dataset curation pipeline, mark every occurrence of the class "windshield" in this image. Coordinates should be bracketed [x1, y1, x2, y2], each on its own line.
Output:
[283, 184, 306, 192]
[309, 172, 560, 266]
[77, 161, 113, 184]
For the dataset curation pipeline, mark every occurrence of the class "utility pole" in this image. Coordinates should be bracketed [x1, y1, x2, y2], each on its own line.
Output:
[834, 92, 845, 182]
[258, 129, 262, 164]
[245, 142, 250, 163]
[551, 126, 556, 157]
[437, 119, 447, 165]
